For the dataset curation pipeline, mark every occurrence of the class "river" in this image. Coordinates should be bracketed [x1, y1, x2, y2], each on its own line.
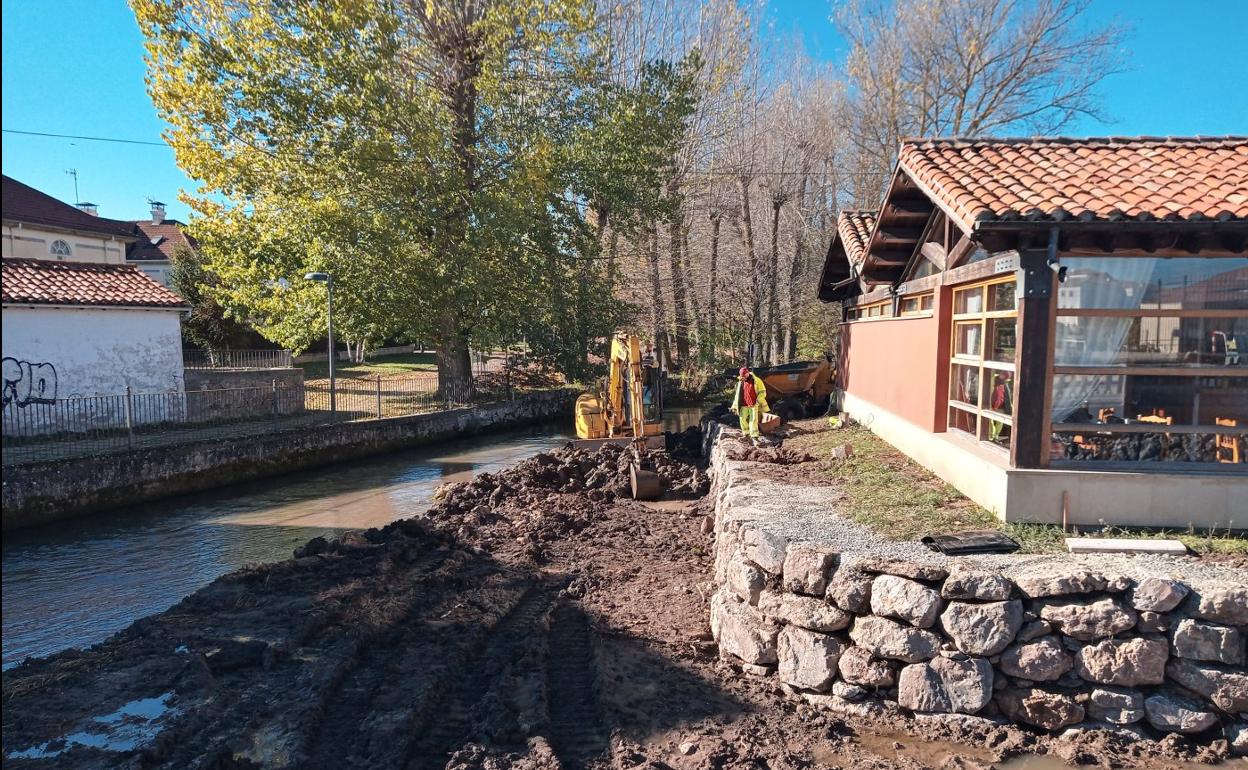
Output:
[2, 407, 706, 669]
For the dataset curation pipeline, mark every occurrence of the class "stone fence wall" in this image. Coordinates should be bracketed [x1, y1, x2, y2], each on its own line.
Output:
[704, 422, 1247, 750]
[183, 367, 306, 420]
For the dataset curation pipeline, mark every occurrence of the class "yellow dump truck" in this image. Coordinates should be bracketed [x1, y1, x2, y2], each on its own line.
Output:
[747, 359, 836, 423]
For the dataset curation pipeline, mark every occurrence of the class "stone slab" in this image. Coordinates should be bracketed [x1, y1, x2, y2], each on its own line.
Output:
[1065, 538, 1188, 555]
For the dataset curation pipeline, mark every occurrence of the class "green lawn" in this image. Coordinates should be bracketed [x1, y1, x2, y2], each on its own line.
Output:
[785, 421, 1247, 556]
[299, 352, 438, 380]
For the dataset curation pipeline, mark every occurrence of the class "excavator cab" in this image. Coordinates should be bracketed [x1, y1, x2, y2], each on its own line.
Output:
[573, 333, 667, 499]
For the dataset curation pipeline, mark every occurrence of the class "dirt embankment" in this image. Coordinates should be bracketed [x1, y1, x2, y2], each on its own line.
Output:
[2, 428, 1233, 770]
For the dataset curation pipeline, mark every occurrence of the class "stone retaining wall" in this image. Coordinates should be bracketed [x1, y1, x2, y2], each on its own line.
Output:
[704, 422, 1247, 750]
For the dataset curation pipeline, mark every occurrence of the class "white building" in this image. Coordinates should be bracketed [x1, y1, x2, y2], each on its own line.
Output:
[2, 176, 188, 409]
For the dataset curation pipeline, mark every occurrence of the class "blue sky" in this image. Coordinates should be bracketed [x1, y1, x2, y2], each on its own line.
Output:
[3, 0, 1247, 223]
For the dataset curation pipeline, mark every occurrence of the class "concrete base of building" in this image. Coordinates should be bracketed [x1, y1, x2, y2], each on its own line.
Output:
[840, 390, 1246, 530]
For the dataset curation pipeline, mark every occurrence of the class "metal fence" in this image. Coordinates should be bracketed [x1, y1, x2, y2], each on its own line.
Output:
[1, 374, 532, 465]
[183, 349, 294, 369]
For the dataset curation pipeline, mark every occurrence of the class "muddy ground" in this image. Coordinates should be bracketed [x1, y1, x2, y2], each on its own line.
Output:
[1, 429, 1235, 770]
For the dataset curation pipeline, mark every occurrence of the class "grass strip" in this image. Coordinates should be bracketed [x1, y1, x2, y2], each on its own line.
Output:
[787, 422, 1246, 556]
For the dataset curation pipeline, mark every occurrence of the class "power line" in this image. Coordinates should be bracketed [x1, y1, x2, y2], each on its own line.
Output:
[4, 128, 893, 178]
[4, 129, 171, 147]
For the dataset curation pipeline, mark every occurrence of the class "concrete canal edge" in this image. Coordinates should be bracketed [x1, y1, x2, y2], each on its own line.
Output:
[2, 389, 578, 531]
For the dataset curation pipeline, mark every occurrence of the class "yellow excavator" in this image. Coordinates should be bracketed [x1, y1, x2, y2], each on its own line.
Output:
[574, 333, 666, 500]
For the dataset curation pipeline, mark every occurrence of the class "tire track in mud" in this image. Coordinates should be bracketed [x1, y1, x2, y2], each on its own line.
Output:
[403, 584, 556, 770]
[545, 600, 609, 770]
[300, 550, 510, 769]
[165, 545, 467, 770]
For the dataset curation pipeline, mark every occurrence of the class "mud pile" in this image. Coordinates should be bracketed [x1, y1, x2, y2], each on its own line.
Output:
[430, 440, 710, 516]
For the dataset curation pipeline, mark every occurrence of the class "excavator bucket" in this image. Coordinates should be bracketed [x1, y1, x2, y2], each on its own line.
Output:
[629, 462, 662, 501]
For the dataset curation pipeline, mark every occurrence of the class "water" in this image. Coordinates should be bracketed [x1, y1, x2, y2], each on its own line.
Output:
[2, 406, 707, 669]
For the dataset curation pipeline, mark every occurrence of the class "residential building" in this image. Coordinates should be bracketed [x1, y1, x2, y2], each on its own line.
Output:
[2, 175, 188, 411]
[2, 175, 135, 263]
[818, 136, 1247, 529]
[127, 201, 197, 288]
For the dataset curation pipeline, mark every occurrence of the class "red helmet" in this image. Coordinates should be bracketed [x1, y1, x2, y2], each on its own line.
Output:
[739, 367, 750, 377]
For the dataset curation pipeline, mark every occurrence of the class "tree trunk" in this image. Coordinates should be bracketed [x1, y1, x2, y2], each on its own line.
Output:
[786, 169, 810, 360]
[707, 212, 721, 340]
[682, 224, 702, 351]
[737, 177, 761, 365]
[436, 313, 473, 399]
[668, 190, 692, 366]
[433, 26, 481, 397]
[647, 221, 669, 370]
[768, 196, 783, 364]
[607, 228, 619, 285]
[594, 203, 612, 285]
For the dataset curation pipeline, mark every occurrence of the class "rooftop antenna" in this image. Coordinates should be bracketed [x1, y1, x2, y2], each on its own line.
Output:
[65, 168, 80, 204]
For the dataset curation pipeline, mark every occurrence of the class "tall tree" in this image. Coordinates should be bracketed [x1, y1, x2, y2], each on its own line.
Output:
[134, 0, 675, 389]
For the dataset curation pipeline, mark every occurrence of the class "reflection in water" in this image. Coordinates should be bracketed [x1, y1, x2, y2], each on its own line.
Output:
[2, 407, 705, 668]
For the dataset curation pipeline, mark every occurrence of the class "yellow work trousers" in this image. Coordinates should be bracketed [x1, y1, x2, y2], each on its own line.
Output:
[738, 406, 761, 438]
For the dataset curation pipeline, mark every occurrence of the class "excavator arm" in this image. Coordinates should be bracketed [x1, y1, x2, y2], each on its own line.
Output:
[573, 332, 666, 499]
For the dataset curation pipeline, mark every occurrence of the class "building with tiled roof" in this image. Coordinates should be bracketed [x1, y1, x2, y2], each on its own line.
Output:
[817, 210, 875, 301]
[126, 202, 197, 288]
[817, 136, 1247, 530]
[2, 175, 137, 263]
[3, 176, 187, 403]
[2, 258, 187, 308]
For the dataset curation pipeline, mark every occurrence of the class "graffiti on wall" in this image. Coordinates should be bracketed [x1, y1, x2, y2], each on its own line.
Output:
[2, 358, 58, 407]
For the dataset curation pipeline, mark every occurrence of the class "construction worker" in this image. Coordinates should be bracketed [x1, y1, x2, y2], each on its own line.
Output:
[730, 366, 769, 439]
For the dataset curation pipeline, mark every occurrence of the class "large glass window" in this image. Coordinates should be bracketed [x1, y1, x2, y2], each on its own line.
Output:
[1056, 315, 1247, 368]
[948, 277, 1017, 448]
[1058, 257, 1247, 312]
[1050, 257, 1248, 465]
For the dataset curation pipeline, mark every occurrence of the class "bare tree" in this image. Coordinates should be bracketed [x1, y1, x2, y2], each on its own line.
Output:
[838, 0, 1125, 173]
[594, 0, 1120, 377]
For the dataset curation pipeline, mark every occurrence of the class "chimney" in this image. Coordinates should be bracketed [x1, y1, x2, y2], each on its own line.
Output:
[76, 202, 99, 217]
[150, 201, 166, 225]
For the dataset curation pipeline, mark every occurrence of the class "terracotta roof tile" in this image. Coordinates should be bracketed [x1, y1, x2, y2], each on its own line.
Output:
[2, 258, 187, 308]
[128, 219, 198, 261]
[898, 136, 1248, 229]
[837, 209, 877, 267]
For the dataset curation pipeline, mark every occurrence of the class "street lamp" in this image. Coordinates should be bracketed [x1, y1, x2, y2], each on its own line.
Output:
[305, 271, 335, 414]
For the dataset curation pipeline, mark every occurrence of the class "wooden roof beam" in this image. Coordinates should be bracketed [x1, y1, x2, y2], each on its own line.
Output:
[875, 227, 926, 244]
[868, 249, 913, 266]
[883, 200, 934, 219]
[920, 241, 948, 271]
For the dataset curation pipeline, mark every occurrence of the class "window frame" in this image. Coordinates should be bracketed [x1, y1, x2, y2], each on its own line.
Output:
[846, 298, 893, 321]
[899, 292, 935, 317]
[947, 275, 1018, 450]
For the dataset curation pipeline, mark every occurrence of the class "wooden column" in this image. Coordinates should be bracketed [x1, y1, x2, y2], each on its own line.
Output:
[1011, 250, 1057, 468]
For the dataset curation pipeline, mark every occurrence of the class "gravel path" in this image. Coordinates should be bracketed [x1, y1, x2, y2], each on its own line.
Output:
[715, 453, 1247, 588]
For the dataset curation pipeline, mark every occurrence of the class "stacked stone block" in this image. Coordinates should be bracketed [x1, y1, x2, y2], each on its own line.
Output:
[704, 424, 1247, 750]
